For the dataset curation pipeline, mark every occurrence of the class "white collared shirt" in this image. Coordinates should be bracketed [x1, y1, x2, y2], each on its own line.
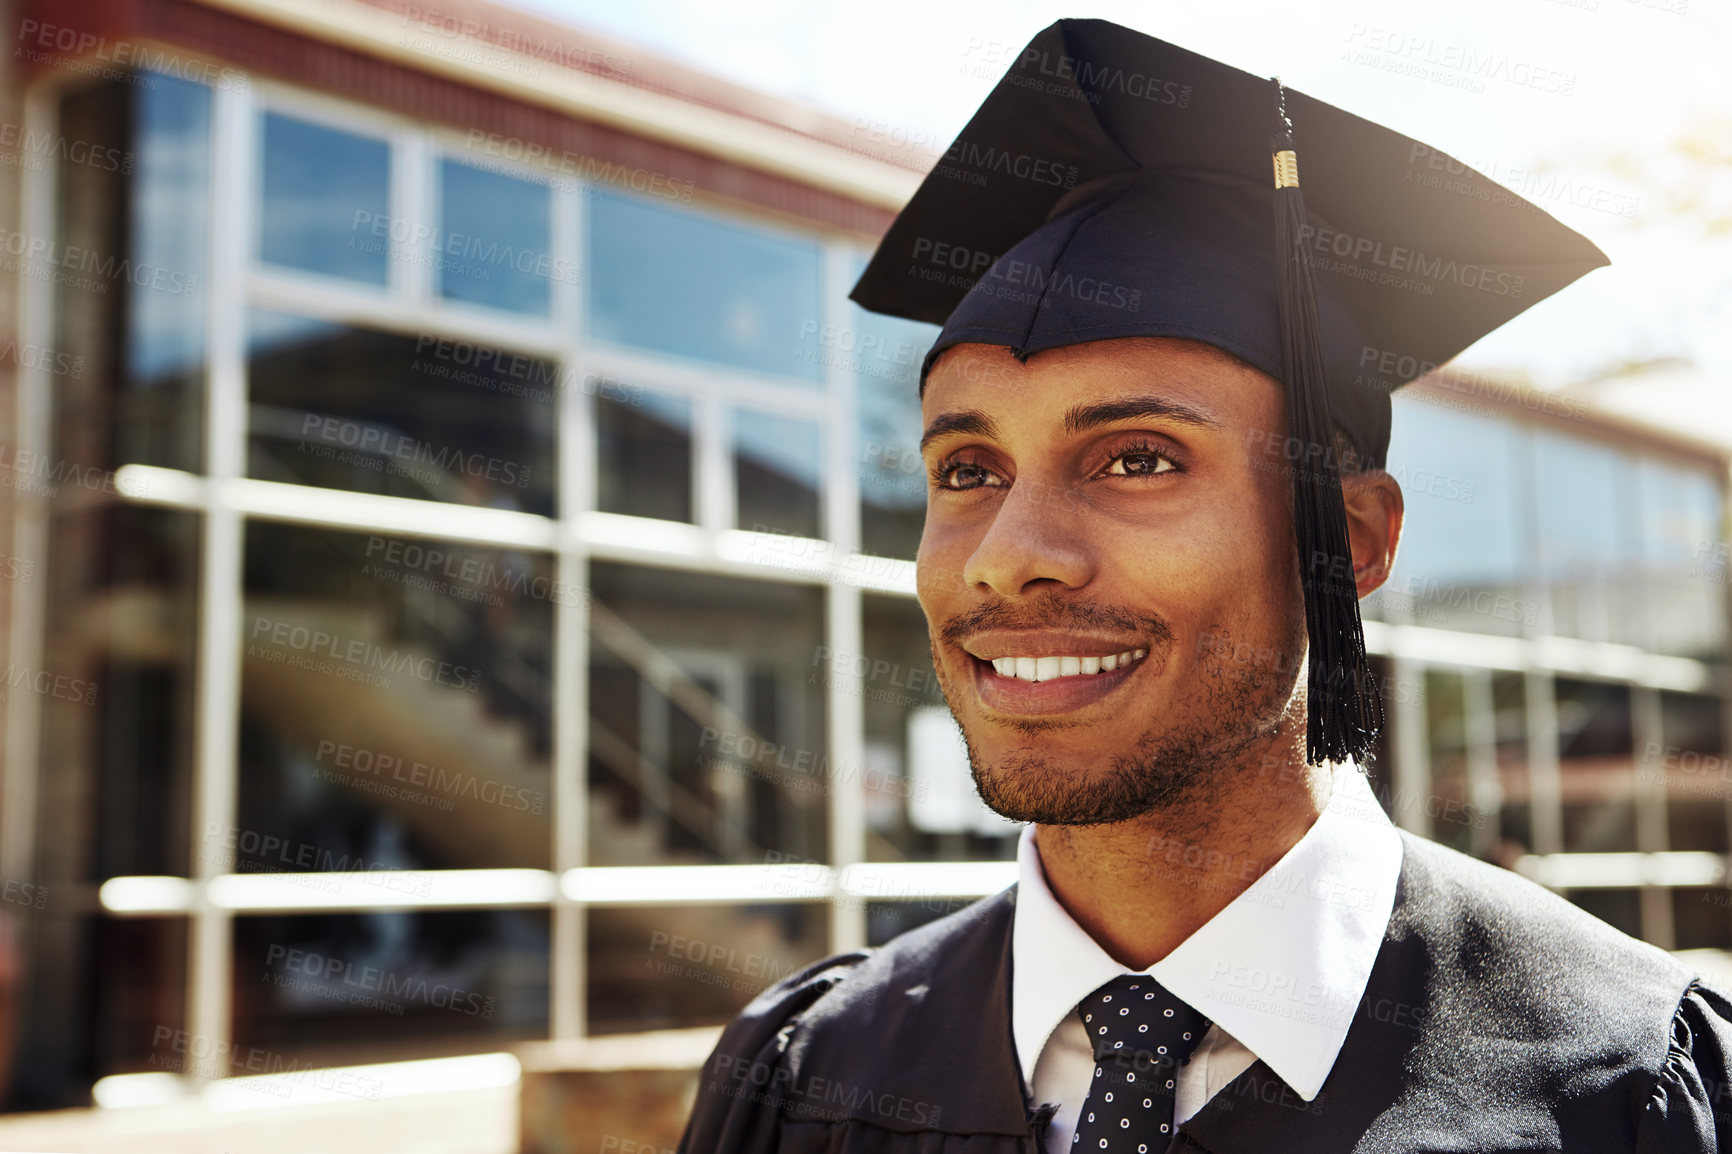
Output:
[1010, 764, 1404, 1152]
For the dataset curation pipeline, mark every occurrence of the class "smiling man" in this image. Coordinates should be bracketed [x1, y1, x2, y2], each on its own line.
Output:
[678, 19, 1732, 1154]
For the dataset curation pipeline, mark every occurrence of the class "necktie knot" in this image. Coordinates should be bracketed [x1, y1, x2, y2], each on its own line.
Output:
[1079, 975, 1210, 1070]
[1070, 975, 1210, 1152]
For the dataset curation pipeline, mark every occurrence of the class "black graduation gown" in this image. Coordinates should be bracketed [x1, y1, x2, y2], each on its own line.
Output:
[677, 829, 1732, 1153]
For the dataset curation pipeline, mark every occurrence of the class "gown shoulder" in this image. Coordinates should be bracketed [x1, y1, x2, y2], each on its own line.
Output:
[1638, 979, 1732, 1153]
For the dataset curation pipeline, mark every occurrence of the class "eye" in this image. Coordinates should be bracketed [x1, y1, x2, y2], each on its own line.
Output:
[933, 457, 1007, 491]
[1102, 440, 1180, 478]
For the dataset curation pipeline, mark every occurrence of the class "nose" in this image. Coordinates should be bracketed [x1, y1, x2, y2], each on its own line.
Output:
[961, 477, 1096, 597]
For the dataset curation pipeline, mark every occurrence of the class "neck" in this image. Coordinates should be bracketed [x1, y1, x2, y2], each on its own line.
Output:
[1033, 754, 1337, 969]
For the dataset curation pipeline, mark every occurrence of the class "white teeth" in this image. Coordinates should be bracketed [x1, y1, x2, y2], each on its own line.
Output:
[987, 649, 1145, 682]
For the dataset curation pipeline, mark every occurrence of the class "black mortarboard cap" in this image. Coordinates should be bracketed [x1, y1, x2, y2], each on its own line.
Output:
[851, 19, 1607, 767]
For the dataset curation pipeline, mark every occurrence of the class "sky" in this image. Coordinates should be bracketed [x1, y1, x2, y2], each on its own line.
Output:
[496, 0, 1731, 408]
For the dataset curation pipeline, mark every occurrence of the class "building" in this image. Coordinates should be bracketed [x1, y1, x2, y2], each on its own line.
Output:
[0, 0, 1723, 1137]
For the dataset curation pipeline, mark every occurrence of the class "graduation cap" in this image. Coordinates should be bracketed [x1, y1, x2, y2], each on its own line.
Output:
[850, 18, 1607, 768]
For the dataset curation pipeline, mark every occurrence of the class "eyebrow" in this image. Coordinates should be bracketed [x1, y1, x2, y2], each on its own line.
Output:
[919, 410, 1001, 454]
[1064, 395, 1223, 435]
[918, 395, 1223, 455]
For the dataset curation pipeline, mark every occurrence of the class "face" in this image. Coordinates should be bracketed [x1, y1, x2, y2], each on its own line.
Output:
[915, 337, 1310, 826]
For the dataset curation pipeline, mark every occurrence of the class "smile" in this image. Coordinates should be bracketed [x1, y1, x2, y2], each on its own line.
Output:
[986, 649, 1147, 682]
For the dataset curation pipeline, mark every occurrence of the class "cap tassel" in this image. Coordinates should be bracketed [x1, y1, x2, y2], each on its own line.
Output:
[1268, 79, 1382, 767]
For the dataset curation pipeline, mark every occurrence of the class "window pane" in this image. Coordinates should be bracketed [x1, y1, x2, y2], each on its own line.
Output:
[1422, 669, 1471, 855]
[861, 593, 1020, 862]
[1556, 678, 1635, 853]
[240, 523, 554, 872]
[854, 303, 937, 560]
[587, 904, 828, 1033]
[1493, 671, 1532, 862]
[25, 915, 186, 1103]
[1378, 402, 1527, 635]
[1673, 888, 1732, 951]
[234, 911, 549, 1062]
[588, 191, 822, 382]
[1658, 690, 1727, 854]
[260, 112, 389, 284]
[247, 312, 556, 516]
[57, 75, 210, 474]
[437, 159, 555, 315]
[1533, 432, 1639, 644]
[734, 408, 820, 538]
[587, 563, 827, 866]
[596, 388, 691, 523]
[1638, 458, 1725, 658]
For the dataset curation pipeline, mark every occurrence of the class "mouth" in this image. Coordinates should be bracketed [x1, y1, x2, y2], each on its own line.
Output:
[964, 645, 1150, 716]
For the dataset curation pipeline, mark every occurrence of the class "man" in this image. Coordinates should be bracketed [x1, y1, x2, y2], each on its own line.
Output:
[679, 19, 1732, 1153]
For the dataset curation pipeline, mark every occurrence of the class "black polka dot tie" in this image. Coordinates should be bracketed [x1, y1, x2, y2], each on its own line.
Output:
[1070, 975, 1211, 1154]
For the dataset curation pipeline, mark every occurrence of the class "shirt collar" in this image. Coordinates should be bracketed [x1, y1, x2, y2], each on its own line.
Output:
[1010, 763, 1404, 1102]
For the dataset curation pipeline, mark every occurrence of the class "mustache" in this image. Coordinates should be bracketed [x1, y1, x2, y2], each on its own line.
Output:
[936, 591, 1176, 648]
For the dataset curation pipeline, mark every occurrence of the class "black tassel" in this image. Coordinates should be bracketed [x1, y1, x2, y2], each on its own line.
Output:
[1268, 79, 1382, 767]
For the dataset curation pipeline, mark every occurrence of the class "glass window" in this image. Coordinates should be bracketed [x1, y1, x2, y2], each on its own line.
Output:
[587, 904, 828, 1034]
[587, 564, 827, 866]
[436, 159, 555, 316]
[246, 311, 556, 517]
[259, 112, 390, 284]
[587, 191, 823, 382]
[1492, 671, 1531, 863]
[596, 388, 691, 523]
[1533, 432, 1639, 643]
[1378, 403, 1527, 635]
[234, 911, 549, 1059]
[861, 593, 1019, 862]
[1567, 889, 1641, 939]
[1658, 690, 1727, 854]
[853, 302, 937, 560]
[734, 408, 820, 539]
[56, 75, 210, 474]
[1672, 888, 1732, 951]
[239, 523, 555, 873]
[57, 917, 187, 1094]
[1421, 669, 1471, 855]
[1637, 458, 1725, 658]
[1556, 678, 1636, 853]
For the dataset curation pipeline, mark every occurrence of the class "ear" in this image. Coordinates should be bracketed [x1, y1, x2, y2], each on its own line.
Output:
[1341, 469, 1403, 598]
